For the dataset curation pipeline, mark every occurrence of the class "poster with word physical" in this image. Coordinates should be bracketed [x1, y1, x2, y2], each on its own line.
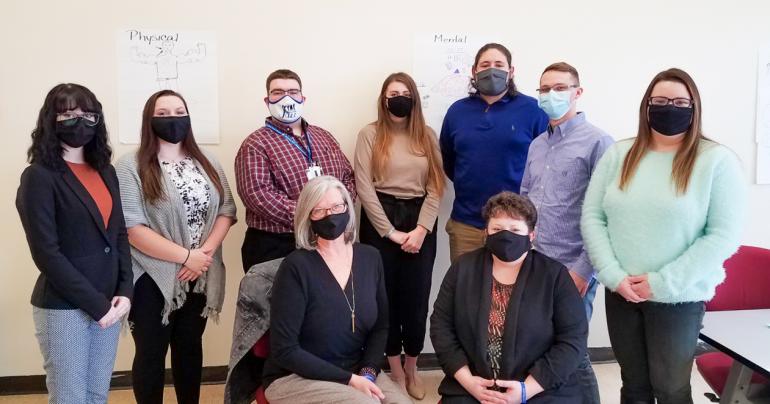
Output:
[756, 46, 770, 184]
[413, 33, 494, 133]
[117, 29, 220, 144]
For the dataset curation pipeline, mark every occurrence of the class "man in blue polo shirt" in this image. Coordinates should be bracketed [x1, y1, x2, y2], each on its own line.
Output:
[440, 43, 549, 262]
[521, 62, 614, 404]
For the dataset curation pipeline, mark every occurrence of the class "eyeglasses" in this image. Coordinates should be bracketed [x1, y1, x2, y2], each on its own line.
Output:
[269, 89, 302, 98]
[310, 202, 347, 220]
[536, 84, 578, 94]
[648, 96, 694, 108]
[57, 112, 100, 127]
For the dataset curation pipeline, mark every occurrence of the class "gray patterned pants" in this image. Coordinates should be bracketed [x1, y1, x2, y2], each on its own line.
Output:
[33, 307, 121, 404]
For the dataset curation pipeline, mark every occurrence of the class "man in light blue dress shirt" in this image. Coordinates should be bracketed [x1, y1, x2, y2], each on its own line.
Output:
[521, 62, 614, 404]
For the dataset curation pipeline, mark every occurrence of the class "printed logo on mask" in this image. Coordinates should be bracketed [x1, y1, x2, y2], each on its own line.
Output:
[281, 103, 298, 120]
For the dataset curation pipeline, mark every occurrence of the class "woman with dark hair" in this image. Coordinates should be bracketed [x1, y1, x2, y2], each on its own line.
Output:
[354, 72, 444, 399]
[431, 191, 587, 403]
[16, 83, 133, 403]
[440, 43, 549, 263]
[581, 68, 746, 403]
[116, 90, 237, 404]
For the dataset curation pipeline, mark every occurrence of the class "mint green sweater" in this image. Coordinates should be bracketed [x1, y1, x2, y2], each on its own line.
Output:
[581, 139, 747, 303]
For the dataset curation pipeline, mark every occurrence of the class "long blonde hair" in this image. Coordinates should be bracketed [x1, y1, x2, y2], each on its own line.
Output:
[620, 68, 707, 194]
[372, 72, 445, 197]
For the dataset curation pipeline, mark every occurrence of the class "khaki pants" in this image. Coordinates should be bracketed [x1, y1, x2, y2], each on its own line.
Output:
[264, 373, 413, 404]
[445, 219, 486, 264]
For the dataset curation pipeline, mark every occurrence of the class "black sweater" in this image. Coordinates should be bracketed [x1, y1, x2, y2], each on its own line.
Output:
[430, 249, 587, 403]
[262, 243, 388, 388]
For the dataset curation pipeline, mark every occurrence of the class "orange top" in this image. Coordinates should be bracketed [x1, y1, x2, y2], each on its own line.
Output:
[67, 162, 112, 229]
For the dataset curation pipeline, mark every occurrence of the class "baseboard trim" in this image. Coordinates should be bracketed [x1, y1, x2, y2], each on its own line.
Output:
[1, 348, 621, 396]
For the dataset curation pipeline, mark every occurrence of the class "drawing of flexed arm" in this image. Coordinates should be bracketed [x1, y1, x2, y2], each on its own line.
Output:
[130, 45, 159, 64]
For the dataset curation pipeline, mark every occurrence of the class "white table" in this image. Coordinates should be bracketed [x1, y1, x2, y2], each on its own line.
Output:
[700, 309, 770, 403]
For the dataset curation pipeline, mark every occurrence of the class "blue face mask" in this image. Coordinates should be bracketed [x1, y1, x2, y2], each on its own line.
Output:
[538, 90, 572, 120]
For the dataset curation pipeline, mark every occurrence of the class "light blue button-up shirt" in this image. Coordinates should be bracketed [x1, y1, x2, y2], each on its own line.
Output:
[520, 112, 614, 281]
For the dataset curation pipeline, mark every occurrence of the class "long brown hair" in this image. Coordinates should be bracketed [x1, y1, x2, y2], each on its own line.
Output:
[137, 90, 223, 203]
[372, 72, 445, 197]
[620, 68, 706, 194]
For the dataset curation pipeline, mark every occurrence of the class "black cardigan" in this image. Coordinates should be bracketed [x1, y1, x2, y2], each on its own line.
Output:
[430, 248, 587, 403]
[16, 163, 133, 321]
[262, 243, 388, 388]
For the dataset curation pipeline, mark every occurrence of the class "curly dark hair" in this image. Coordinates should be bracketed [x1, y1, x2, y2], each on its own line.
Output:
[482, 191, 537, 231]
[27, 83, 112, 171]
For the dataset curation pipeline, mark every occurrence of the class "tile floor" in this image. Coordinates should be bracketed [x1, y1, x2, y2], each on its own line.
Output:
[0, 362, 715, 403]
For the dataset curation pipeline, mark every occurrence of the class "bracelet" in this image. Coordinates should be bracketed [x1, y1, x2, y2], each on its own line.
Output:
[359, 366, 377, 383]
[182, 249, 191, 266]
[520, 381, 527, 404]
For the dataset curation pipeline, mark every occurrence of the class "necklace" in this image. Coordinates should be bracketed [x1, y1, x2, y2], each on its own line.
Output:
[342, 267, 356, 333]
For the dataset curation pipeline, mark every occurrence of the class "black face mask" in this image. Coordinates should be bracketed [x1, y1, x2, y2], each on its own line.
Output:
[648, 105, 693, 136]
[475, 68, 509, 96]
[387, 96, 413, 118]
[311, 211, 350, 241]
[151, 116, 191, 144]
[56, 119, 96, 148]
[485, 230, 531, 262]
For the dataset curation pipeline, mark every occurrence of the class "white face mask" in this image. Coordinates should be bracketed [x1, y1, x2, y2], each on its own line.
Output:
[268, 95, 304, 124]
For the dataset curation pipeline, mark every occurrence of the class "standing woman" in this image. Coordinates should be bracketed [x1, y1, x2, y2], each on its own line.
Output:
[581, 68, 746, 404]
[116, 90, 237, 404]
[17, 83, 133, 403]
[354, 72, 444, 399]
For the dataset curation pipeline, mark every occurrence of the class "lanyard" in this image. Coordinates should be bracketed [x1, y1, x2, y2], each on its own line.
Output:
[265, 122, 314, 163]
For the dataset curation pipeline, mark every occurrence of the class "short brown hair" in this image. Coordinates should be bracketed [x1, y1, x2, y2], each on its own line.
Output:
[265, 69, 302, 93]
[542, 62, 580, 85]
[482, 191, 537, 231]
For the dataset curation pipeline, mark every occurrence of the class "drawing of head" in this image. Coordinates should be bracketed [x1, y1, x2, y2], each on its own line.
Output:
[160, 41, 174, 53]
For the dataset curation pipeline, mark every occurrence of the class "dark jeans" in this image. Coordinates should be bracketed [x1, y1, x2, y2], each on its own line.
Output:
[129, 273, 208, 404]
[605, 289, 705, 404]
[241, 227, 296, 273]
[578, 278, 601, 404]
[359, 192, 437, 357]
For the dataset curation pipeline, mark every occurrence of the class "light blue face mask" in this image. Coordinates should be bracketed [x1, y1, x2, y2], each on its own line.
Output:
[538, 90, 572, 120]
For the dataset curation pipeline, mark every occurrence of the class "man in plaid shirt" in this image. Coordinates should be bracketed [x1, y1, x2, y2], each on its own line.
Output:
[235, 69, 356, 272]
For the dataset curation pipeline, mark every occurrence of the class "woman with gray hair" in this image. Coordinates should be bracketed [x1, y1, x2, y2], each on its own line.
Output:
[262, 176, 412, 404]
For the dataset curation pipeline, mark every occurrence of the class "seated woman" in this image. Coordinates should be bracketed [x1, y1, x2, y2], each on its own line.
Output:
[430, 191, 588, 404]
[262, 175, 412, 404]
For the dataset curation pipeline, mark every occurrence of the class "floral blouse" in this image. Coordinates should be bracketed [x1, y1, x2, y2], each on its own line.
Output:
[160, 156, 211, 248]
[487, 277, 515, 380]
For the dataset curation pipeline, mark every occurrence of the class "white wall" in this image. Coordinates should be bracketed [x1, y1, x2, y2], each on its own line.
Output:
[1, 0, 769, 377]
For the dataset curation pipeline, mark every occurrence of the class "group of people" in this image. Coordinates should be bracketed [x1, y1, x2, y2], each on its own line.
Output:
[16, 41, 746, 404]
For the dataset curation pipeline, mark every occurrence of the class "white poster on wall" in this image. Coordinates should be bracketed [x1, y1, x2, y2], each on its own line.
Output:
[413, 33, 493, 133]
[756, 46, 770, 184]
[117, 29, 219, 144]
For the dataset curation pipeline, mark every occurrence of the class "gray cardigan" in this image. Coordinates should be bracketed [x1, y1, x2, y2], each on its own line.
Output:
[225, 258, 282, 404]
[116, 151, 236, 324]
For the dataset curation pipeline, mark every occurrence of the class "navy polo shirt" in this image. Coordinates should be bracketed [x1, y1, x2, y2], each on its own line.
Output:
[440, 93, 549, 229]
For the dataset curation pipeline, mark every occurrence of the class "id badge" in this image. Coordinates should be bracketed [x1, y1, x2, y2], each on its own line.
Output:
[306, 163, 323, 180]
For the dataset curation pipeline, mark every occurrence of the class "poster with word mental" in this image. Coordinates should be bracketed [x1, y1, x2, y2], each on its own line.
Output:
[413, 33, 493, 133]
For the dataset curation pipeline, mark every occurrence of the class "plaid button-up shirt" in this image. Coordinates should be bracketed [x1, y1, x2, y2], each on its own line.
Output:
[235, 117, 356, 233]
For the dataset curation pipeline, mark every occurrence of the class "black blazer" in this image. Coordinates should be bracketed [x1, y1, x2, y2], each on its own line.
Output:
[430, 249, 587, 403]
[16, 162, 133, 321]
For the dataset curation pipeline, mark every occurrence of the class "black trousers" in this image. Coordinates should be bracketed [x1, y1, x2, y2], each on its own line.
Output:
[129, 273, 208, 404]
[359, 192, 437, 357]
[241, 227, 296, 273]
[605, 289, 705, 404]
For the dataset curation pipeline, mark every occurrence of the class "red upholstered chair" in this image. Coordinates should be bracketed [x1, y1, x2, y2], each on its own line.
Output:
[253, 331, 270, 404]
[696, 246, 770, 399]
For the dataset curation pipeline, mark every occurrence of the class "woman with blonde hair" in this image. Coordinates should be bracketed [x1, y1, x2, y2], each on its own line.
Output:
[263, 176, 411, 404]
[355, 72, 444, 399]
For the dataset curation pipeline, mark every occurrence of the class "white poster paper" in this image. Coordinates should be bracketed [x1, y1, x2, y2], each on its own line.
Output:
[117, 29, 220, 144]
[413, 33, 493, 132]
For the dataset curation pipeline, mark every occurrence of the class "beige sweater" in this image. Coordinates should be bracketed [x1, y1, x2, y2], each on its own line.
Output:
[354, 122, 442, 237]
